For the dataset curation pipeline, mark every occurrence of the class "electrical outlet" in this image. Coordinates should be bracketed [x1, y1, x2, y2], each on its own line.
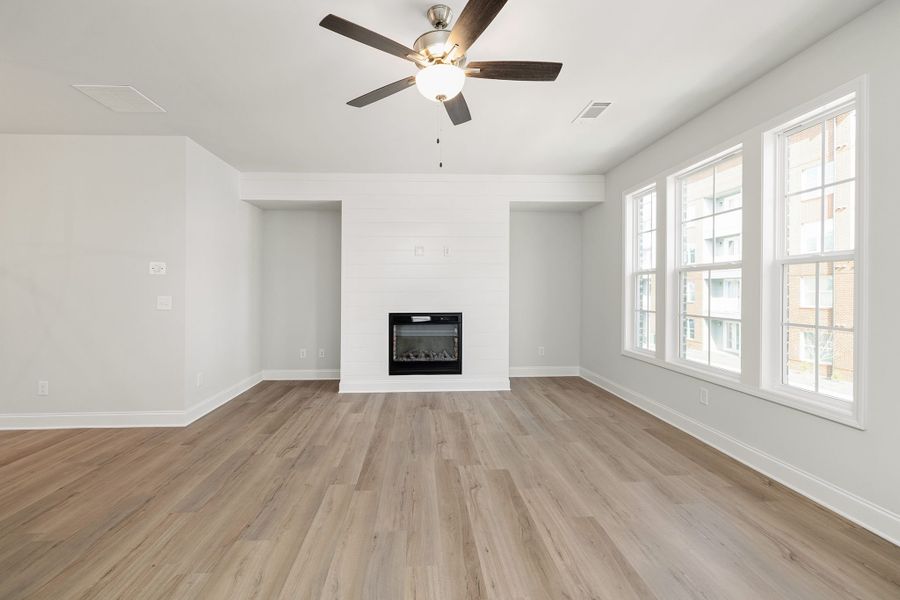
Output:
[300, 348, 307, 359]
[318, 348, 326, 359]
[156, 296, 173, 310]
[699, 388, 709, 406]
[443, 246, 451, 257]
[37, 380, 49, 396]
[149, 261, 167, 275]
[538, 346, 546, 357]
[196, 372, 203, 388]
[414, 245, 425, 257]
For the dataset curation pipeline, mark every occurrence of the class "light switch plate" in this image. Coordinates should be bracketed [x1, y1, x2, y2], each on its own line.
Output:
[149, 261, 167, 275]
[156, 296, 173, 310]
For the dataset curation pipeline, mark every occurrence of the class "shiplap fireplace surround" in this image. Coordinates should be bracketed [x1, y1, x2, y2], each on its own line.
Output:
[241, 173, 604, 393]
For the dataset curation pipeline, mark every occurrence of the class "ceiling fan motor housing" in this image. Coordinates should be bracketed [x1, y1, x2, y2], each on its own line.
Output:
[415, 5, 466, 66]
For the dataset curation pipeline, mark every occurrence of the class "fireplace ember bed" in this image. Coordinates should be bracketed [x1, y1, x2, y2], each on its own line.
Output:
[389, 313, 462, 375]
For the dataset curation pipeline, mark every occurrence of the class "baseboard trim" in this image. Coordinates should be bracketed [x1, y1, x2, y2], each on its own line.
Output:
[578, 367, 900, 547]
[261, 369, 341, 381]
[339, 377, 511, 394]
[0, 410, 186, 430]
[184, 372, 264, 425]
[0, 372, 265, 430]
[509, 366, 580, 378]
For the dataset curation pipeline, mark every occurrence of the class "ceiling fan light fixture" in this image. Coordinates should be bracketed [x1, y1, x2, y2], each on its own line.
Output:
[415, 63, 465, 102]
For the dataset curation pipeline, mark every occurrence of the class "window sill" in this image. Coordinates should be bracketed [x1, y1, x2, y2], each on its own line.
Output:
[620, 349, 864, 430]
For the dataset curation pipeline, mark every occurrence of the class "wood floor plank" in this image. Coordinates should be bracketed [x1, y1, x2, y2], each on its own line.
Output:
[0, 378, 897, 599]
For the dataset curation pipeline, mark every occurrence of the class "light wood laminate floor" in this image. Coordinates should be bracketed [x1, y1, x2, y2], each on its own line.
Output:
[1, 378, 898, 599]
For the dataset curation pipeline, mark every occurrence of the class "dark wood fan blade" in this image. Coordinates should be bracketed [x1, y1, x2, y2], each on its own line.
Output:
[347, 77, 417, 108]
[320, 14, 421, 62]
[466, 61, 562, 81]
[445, 0, 508, 60]
[443, 94, 472, 126]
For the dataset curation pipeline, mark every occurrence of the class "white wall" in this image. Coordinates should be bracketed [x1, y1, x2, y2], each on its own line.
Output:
[340, 197, 510, 392]
[582, 0, 900, 541]
[509, 211, 582, 373]
[184, 140, 262, 412]
[261, 209, 341, 375]
[0, 135, 187, 417]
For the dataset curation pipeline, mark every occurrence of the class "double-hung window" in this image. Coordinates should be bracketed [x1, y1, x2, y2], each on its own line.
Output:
[775, 99, 858, 404]
[675, 150, 743, 374]
[628, 186, 657, 353]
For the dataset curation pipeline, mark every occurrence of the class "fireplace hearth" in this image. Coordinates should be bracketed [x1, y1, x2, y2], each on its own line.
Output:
[389, 313, 462, 375]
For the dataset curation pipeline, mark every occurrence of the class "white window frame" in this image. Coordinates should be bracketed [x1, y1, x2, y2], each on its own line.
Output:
[671, 147, 744, 378]
[622, 184, 659, 356]
[761, 80, 867, 429]
[618, 78, 866, 431]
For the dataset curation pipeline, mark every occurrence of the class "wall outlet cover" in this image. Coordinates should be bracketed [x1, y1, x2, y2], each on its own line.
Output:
[156, 296, 173, 310]
[300, 348, 307, 359]
[414, 245, 425, 257]
[318, 349, 326, 359]
[37, 381, 49, 396]
[149, 261, 167, 275]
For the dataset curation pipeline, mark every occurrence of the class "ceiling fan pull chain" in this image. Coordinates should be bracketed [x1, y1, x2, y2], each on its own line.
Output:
[436, 103, 444, 168]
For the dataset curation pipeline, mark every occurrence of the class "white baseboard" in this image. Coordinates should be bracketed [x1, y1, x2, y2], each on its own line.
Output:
[184, 372, 263, 424]
[339, 377, 511, 394]
[0, 372, 265, 430]
[0, 410, 186, 430]
[578, 367, 900, 547]
[261, 369, 340, 381]
[509, 366, 580, 378]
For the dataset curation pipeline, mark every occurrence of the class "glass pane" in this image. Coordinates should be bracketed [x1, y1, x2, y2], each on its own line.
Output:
[784, 263, 817, 325]
[637, 274, 656, 312]
[825, 110, 856, 185]
[682, 317, 708, 365]
[787, 122, 823, 194]
[709, 269, 741, 320]
[710, 319, 741, 373]
[820, 261, 854, 329]
[681, 271, 707, 316]
[638, 192, 654, 232]
[682, 216, 713, 265]
[786, 189, 822, 255]
[638, 231, 655, 270]
[713, 210, 742, 262]
[785, 326, 816, 392]
[714, 154, 743, 211]
[819, 330, 853, 401]
[681, 166, 714, 221]
[824, 181, 855, 252]
[636, 311, 656, 352]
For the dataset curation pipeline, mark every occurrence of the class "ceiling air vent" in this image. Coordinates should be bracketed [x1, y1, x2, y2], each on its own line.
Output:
[72, 85, 166, 113]
[573, 101, 611, 123]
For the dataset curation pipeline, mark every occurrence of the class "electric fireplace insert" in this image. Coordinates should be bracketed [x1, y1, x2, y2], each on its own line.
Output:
[389, 313, 462, 375]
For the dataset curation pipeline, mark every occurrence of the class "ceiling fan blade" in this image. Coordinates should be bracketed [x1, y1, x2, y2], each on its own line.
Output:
[347, 76, 417, 108]
[443, 94, 472, 126]
[320, 14, 422, 63]
[466, 61, 562, 81]
[445, 0, 508, 61]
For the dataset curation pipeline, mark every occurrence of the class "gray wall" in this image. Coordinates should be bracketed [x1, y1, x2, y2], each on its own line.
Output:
[581, 1, 900, 524]
[510, 211, 582, 370]
[261, 209, 341, 372]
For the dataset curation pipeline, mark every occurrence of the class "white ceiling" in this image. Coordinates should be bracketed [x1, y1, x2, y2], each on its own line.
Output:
[0, 0, 881, 174]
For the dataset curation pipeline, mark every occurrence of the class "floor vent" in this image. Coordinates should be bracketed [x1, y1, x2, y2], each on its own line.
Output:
[72, 85, 166, 113]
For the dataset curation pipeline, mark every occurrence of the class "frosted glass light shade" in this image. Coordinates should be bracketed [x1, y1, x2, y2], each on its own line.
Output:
[415, 64, 465, 102]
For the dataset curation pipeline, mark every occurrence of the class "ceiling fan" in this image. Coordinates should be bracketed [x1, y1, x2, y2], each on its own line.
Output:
[319, 1, 562, 126]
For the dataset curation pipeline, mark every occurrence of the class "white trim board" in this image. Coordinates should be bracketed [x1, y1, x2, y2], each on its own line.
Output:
[339, 377, 510, 394]
[509, 366, 580, 378]
[578, 367, 900, 547]
[261, 369, 340, 381]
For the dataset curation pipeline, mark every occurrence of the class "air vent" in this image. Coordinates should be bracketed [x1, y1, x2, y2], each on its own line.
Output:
[72, 85, 166, 113]
[573, 101, 611, 122]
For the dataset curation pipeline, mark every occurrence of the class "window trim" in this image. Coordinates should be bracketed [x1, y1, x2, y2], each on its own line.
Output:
[760, 78, 868, 429]
[622, 183, 659, 357]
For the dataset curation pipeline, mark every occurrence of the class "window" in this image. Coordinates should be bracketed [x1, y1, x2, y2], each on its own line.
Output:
[628, 186, 657, 353]
[676, 150, 743, 374]
[776, 99, 858, 403]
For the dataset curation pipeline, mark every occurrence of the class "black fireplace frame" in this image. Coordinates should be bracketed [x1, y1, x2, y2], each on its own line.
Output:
[388, 312, 462, 376]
